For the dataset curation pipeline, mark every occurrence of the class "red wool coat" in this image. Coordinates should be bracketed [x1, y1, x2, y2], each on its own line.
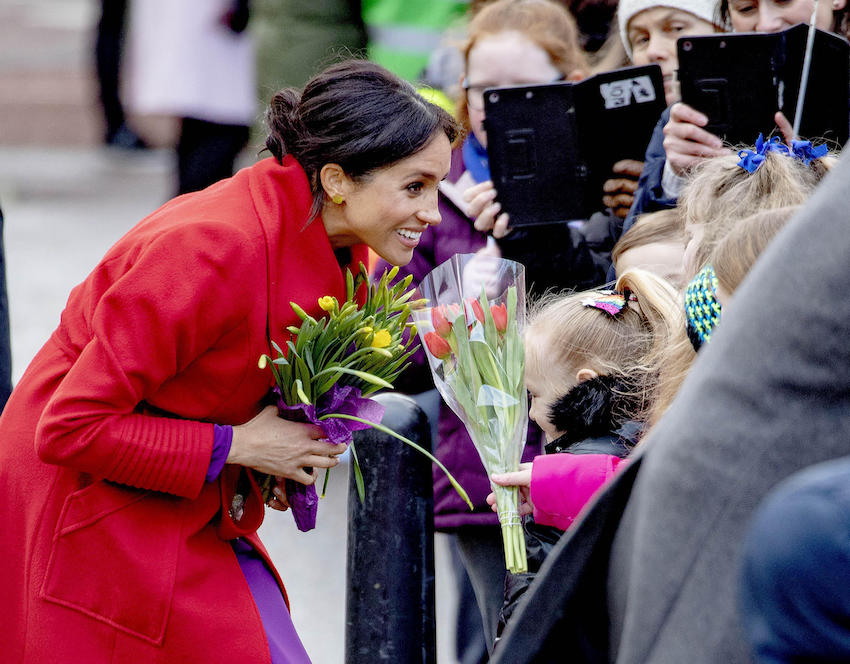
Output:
[0, 157, 368, 662]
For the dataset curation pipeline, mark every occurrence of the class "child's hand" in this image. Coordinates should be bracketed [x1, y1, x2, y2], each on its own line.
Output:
[463, 180, 511, 238]
[487, 463, 534, 516]
[602, 159, 644, 219]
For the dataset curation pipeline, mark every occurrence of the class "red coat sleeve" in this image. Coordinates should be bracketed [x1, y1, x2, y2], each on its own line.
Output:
[35, 221, 264, 499]
[530, 453, 627, 530]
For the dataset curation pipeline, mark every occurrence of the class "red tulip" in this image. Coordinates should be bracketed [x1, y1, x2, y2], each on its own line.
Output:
[491, 303, 508, 333]
[471, 299, 486, 325]
[424, 331, 452, 359]
[431, 306, 452, 338]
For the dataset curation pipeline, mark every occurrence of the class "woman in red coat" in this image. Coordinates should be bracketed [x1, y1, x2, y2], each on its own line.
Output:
[0, 60, 457, 663]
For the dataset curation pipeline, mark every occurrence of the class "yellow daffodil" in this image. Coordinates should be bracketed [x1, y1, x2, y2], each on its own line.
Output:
[370, 329, 392, 348]
[318, 296, 336, 312]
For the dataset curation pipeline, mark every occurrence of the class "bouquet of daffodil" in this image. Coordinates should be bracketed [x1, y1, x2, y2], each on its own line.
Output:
[414, 254, 528, 573]
[259, 263, 471, 531]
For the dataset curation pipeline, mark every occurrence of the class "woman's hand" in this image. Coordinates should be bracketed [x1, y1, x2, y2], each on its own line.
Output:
[775, 111, 795, 145]
[486, 463, 534, 516]
[267, 480, 293, 512]
[602, 159, 644, 219]
[663, 102, 728, 176]
[463, 180, 511, 238]
[228, 405, 346, 486]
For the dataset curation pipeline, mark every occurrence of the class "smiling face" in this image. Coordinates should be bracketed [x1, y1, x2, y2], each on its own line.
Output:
[627, 8, 718, 105]
[464, 31, 564, 148]
[320, 132, 452, 266]
[727, 0, 845, 33]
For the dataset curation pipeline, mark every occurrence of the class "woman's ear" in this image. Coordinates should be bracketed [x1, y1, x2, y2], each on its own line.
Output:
[319, 163, 350, 202]
[575, 367, 599, 383]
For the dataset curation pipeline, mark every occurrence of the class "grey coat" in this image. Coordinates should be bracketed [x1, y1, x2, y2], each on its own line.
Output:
[492, 152, 850, 663]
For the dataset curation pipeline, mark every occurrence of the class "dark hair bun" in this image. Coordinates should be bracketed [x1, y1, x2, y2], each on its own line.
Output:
[265, 88, 304, 162]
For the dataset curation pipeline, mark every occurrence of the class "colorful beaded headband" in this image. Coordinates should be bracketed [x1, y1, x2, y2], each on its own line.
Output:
[684, 265, 721, 351]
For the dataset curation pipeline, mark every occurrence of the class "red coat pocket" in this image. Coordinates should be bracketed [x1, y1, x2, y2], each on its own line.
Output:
[40, 481, 184, 645]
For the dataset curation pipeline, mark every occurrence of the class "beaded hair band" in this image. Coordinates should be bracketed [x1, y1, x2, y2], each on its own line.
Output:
[684, 264, 721, 351]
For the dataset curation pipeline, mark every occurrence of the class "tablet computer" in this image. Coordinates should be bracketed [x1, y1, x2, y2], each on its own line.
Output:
[483, 64, 665, 226]
[678, 23, 850, 147]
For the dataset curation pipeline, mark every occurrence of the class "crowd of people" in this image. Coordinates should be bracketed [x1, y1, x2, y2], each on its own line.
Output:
[1, 0, 849, 662]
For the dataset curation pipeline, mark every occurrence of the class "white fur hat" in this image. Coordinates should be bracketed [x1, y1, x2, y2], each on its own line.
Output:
[618, 0, 721, 58]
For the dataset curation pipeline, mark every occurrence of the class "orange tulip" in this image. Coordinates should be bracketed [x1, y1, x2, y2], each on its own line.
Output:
[491, 303, 508, 333]
[431, 306, 452, 338]
[471, 299, 486, 325]
[424, 331, 452, 359]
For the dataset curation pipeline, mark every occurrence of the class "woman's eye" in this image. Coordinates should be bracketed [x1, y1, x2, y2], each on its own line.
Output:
[407, 182, 424, 194]
[731, 2, 757, 14]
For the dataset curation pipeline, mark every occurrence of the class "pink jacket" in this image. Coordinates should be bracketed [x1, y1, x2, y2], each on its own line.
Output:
[530, 453, 628, 530]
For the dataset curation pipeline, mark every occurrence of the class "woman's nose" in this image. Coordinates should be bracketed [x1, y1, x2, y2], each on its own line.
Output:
[756, 6, 784, 32]
[645, 34, 669, 62]
[418, 195, 442, 226]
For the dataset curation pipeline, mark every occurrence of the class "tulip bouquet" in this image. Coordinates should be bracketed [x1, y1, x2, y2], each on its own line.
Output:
[414, 254, 529, 573]
[257, 263, 471, 532]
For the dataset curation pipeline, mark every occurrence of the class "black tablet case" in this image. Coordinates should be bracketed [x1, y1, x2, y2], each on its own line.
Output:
[483, 64, 666, 226]
[678, 23, 850, 148]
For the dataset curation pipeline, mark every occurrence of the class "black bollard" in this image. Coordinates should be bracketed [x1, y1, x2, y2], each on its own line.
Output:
[345, 392, 436, 663]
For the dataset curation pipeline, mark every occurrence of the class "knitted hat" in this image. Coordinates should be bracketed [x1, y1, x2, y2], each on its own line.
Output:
[618, 0, 721, 58]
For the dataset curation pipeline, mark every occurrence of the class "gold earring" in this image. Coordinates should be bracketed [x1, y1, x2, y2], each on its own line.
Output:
[332, 194, 344, 205]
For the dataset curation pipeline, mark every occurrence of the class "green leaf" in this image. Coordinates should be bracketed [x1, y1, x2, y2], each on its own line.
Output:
[294, 379, 311, 404]
[319, 413, 473, 510]
[290, 302, 316, 323]
[349, 442, 365, 504]
[312, 366, 394, 389]
[346, 268, 355, 302]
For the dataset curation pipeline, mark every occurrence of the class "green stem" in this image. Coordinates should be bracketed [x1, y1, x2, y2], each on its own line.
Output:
[317, 412, 473, 510]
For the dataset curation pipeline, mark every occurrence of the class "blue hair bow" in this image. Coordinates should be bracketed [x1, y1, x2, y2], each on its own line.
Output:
[737, 134, 789, 173]
[737, 133, 828, 173]
[790, 139, 829, 165]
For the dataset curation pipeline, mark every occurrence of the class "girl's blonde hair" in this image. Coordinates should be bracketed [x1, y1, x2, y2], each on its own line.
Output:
[678, 147, 834, 275]
[611, 209, 685, 265]
[648, 205, 800, 426]
[711, 205, 799, 297]
[459, 0, 590, 133]
[526, 268, 682, 427]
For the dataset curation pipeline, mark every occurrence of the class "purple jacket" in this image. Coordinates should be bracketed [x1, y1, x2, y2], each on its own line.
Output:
[375, 148, 542, 529]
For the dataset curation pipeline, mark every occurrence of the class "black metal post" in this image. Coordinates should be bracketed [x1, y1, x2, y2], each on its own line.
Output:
[345, 393, 436, 663]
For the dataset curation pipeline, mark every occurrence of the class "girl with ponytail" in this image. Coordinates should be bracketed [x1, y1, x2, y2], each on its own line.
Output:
[485, 269, 680, 634]
[487, 268, 681, 530]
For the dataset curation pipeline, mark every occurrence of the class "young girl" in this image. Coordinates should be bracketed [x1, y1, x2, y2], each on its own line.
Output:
[611, 208, 686, 288]
[677, 137, 835, 280]
[487, 268, 681, 532]
[650, 139, 832, 425]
